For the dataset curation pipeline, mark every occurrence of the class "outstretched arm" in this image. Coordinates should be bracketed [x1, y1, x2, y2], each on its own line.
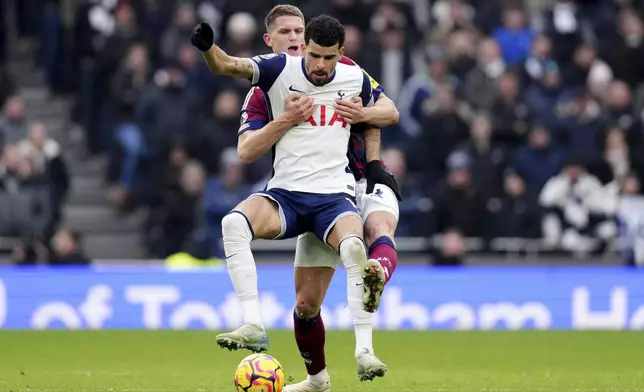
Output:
[363, 92, 399, 127]
[191, 22, 255, 80]
[203, 46, 255, 79]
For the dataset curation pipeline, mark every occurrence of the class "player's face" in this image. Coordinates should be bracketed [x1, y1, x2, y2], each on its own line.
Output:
[303, 40, 344, 86]
[264, 16, 305, 56]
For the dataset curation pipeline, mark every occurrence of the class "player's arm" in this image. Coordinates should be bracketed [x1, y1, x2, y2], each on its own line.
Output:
[363, 126, 382, 162]
[360, 123, 402, 200]
[237, 94, 315, 164]
[190, 22, 254, 79]
[334, 70, 399, 127]
[365, 92, 399, 127]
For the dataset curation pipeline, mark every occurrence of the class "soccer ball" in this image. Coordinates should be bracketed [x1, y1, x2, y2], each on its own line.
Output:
[234, 353, 285, 392]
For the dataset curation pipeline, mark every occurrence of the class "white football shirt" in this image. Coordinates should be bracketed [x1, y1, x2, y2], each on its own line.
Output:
[249, 53, 373, 196]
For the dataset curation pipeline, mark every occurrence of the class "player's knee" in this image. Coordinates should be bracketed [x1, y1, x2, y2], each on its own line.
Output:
[339, 235, 367, 262]
[295, 299, 321, 319]
[222, 212, 253, 245]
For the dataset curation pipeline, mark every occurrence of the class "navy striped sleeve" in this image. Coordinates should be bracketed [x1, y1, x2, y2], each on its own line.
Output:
[250, 53, 287, 93]
[360, 70, 374, 107]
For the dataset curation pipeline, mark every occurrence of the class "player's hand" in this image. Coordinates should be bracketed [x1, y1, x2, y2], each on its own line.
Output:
[366, 160, 402, 201]
[191, 22, 214, 52]
[282, 94, 315, 126]
[334, 96, 366, 125]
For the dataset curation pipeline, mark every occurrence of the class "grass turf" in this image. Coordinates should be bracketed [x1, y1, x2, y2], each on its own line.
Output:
[0, 330, 643, 391]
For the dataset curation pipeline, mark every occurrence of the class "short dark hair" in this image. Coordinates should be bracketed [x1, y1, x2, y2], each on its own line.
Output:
[264, 5, 305, 31]
[305, 15, 345, 48]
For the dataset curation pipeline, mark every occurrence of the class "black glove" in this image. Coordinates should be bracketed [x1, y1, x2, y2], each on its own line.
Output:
[365, 160, 402, 201]
[190, 22, 214, 52]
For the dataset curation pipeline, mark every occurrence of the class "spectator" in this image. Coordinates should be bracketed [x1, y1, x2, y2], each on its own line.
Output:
[196, 90, 243, 174]
[0, 95, 28, 145]
[362, 3, 414, 100]
[0, 146, 52, 249]
[513, 124, 567, 196]
[542, 0, 584, 65]
[455, 113, 508, 198]
[445, 29, 477, 82]
[381, 148, 429, 236]
[539, 157, 615, 252]
[203, 148, 252, 257]
[492, 5, 534, 66]
[135, 62, 200, 156]
[429, 0, 478, 45]
[0, 66, 16, 110]
[464, 37, 506, 111]
[223, 12, 259, 56]
[414, 83, 469, 176]
[145, 160, 206, 258]
[603, 80, 644, 152]
[485, 170, 542, 239]
[490, 70, 531, 148]
[343, 25, 364, 65]
[603, 10, 644, 90]
[524, 60, 563, 130]
[432, 228, 466, 266]
[562, 43, 613, 90]
[523, 35, 553, 85]
[16, 122, 69, 233]
[397, 44, 458, 140]
[430, 151, 487, 237]
[159, 2, 198, 63]
[554, 86, 606, 160]
[612, 172, 644, 266]
[593, 126, 644, 185]
[49, 228, 91, 266]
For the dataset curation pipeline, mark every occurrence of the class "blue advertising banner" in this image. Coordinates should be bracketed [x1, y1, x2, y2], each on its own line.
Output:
[0, 266, 643, 330]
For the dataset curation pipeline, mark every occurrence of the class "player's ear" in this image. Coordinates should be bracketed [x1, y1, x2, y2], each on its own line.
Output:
[300, 42, 307, 55]
[339, 46, 345, 58]
[263, 33, 272, 48]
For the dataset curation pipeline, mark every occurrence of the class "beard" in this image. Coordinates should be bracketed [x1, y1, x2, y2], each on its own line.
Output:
[309, 70, 330, 85]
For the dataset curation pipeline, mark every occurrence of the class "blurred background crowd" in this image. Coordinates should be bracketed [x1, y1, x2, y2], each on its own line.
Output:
[1, 0, 644, 266]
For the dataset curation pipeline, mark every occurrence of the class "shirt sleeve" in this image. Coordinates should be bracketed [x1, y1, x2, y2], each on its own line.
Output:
[238, 88, 269, 135]
[249, 53, 287, 93]
[360, 69, 375, 107]
[361, 69, 385, 103]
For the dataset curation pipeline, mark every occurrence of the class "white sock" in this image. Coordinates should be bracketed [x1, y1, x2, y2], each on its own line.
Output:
[222, 212, 263, 328]
[307, 368, 330, 384]
[341, 237, 374, 357]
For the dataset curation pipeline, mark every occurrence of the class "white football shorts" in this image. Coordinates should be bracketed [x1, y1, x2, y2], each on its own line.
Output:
[293, 179, 399, 269]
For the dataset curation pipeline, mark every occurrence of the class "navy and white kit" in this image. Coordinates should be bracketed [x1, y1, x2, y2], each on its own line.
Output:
[240, 55, 400, 268]
[239, 52, 373, 244]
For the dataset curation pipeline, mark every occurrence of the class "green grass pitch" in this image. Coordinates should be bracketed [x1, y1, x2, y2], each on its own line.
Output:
[0, 330, 643, 391]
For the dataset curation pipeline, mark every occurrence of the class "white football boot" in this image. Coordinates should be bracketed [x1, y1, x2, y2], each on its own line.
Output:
[215, 324, 268, 352]
[284, 370, 331, 392]
[356, 348, 388, 381]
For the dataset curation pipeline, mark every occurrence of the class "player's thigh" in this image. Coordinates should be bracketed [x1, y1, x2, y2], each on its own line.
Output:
[364, 211, 398, 246]
[233, 195, 282, 240]
[293, 265, 335, 316]
[326, 213, 364, 251]
[294, 232, 341, 269]
[359, 183, 400, 246]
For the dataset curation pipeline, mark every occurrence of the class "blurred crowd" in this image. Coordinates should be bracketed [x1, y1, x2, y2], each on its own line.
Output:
[5, 0, 644, 265]
[0, 88, 75, 264]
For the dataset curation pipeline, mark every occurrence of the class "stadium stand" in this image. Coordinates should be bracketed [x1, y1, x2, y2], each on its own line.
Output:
[1, 0, 643, 266]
